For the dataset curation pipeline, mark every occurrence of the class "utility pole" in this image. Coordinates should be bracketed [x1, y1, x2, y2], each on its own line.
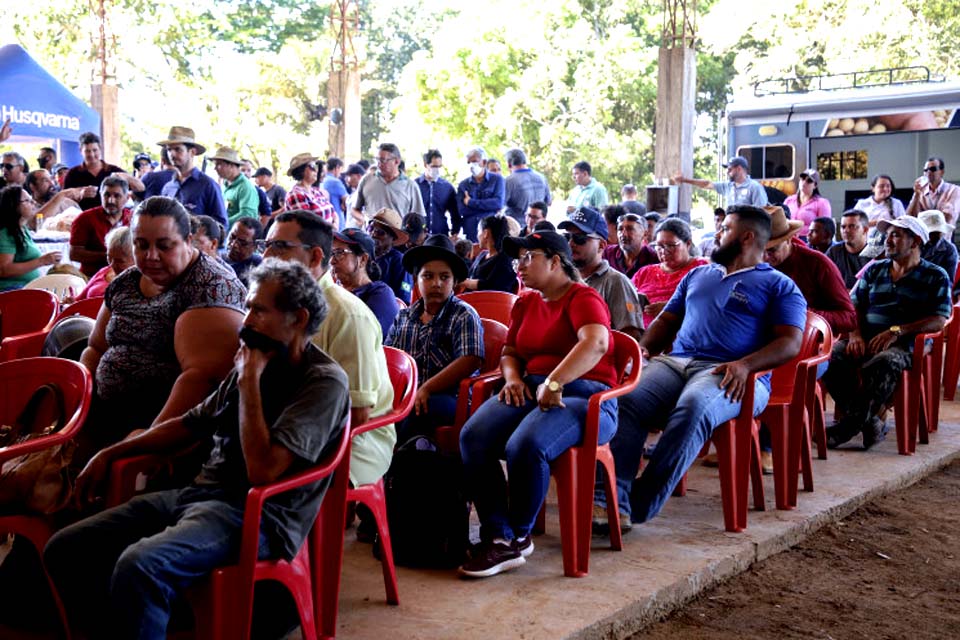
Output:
[90, 0, 120, 163]
[327, 0, 361, 161]
[654, 0, 697, 214]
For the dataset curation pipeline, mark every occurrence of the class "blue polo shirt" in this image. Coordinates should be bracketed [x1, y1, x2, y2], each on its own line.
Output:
[375, 247, 413, 304]
[322, 175, 348, 229]
[161, 168, 228, 229]
[665, 263, 807, 377]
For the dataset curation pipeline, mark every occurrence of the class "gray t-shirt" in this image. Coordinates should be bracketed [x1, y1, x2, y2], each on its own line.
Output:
[354, 171, 425, 220]
[583, 260, 645, 333]
[182, 343, 350, 560]
[714, 177, 768, 208]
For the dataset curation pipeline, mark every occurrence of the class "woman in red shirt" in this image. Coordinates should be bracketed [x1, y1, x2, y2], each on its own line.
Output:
[458, 230, 618, 579]
[632, 218, 707, 328]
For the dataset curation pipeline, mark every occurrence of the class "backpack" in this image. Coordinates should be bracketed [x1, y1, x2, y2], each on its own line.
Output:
[383, 436, 469, 568]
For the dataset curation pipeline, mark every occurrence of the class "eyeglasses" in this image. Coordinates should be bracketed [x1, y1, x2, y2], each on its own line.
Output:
[617, 213, 642, 224]
[376, 156, 397, 164]
[255, 239, 314, 253]
[562, 232, 597, 246]
[653, 241, 683, 252]
[304, 162, 317, 170]
[512, 250, 547, 269]
[329, 248, 355, 260]
[923, 166, 941, 172]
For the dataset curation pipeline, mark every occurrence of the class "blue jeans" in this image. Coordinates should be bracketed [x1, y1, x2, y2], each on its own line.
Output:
[396, 391, 458, 443]
[594, 356, 770, 524]
[460, 375, 617, 541]
[44, 487, 273, 640]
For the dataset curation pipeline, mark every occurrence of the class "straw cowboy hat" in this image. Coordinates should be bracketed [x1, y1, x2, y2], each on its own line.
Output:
[207, 146, 243, 166]
[287, 153, 320, 177]
[370, 208, 410, 245]
[764, 205, 803, 248]
[156, 126, 206, 155]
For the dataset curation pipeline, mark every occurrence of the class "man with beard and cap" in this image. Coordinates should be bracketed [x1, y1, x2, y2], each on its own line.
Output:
[558, 206, 644, 342]
[45, 258, 350, 640]
[69, 174, 134, 277]
[593, 204, 806, 532]
[823, 216, 951, 450]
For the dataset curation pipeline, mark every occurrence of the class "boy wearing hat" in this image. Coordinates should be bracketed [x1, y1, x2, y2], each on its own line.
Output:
[369, 208, 414, 304]
[673, 156, 768, 208]
[158, 126, 228, 229]
[385, 234, 484, 440]
[209, 146, 260, 228]
[823, 216, 952, 449]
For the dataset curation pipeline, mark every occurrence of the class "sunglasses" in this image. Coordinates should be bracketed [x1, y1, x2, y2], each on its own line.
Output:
[800, 175, 816, 184]
[923, 166, 941, 173]
[1, 163, 17, 171]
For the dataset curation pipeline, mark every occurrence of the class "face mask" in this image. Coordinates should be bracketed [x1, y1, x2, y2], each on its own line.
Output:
[469, 162, 484, 177]
[426, 167, 440, 181]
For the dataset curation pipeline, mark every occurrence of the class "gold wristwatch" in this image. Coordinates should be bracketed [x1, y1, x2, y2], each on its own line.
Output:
[545, 378, 563, 393]
[889, 325, 902, 336]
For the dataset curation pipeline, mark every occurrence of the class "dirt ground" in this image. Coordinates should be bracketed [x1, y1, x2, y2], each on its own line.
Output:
[631, 460, 960, 640]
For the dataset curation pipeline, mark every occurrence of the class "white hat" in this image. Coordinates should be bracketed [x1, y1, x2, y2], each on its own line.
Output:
[917, 209, 954, 237]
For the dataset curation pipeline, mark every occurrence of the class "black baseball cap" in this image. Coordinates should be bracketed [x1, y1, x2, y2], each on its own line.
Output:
[502, 230, 572, 260]
[253, 167, 273, 177]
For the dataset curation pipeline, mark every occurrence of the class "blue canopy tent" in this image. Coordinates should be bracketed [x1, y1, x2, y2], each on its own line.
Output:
[0, 44, 101, 167]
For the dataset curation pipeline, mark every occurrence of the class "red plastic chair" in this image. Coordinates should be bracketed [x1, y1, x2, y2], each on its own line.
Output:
[345, 347, 416, 605]
[0, 357, 92, 640]
[394, 296, 407, 310]
[0, 289, 59, 362]
[57, 296, 105, 321]
[942, 301, 960, 401]
[435, 318, 509, 454]
[189, 417, 352, 640]
[760, 312, 833, 510]
[0, 296, 105, 361]
[892, 325, 948, 455]
[458, 290, 518, 326]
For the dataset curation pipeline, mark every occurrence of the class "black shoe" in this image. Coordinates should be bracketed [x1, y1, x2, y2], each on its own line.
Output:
[826, 421, 859, 449]
[355, 504, 377, 543]
[514, 535, 535, 558]
[861, 416, 888, 450]
[458, 540, 524, 578]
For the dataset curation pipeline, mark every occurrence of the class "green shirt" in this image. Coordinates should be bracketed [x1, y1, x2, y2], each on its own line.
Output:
[0, 227, 41, 290]
[313, 270, 397, 485]
[570, 178, 609, 209]
[223, 174, 260, 227]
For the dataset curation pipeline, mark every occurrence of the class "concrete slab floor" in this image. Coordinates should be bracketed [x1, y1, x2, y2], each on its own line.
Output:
[335, 400, 960, 640]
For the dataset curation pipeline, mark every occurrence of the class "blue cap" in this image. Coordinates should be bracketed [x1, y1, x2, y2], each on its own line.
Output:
[558, 206, 608, 241]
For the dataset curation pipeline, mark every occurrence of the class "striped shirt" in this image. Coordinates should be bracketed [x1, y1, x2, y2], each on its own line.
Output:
[853, 258, 951, 340]
[385, 294, 484, 385]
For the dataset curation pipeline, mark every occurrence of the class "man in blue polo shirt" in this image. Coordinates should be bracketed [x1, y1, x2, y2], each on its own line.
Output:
[823, 216, 951, 450]
[594, 205, 806, 531]
[157, 126, 228, 229]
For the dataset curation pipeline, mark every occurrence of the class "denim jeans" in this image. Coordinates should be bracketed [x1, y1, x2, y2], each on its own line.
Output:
[595, 356, 770, 524]
[44, 487, 273, 640]
[460, 375, 617, 541]
[396, 391, 458, 443]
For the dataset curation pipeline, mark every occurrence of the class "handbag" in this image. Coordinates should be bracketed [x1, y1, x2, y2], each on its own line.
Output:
[0, 383, 76, 514]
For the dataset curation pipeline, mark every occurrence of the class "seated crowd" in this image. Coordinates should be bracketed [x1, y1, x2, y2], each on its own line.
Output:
[1, 122, 959, 635]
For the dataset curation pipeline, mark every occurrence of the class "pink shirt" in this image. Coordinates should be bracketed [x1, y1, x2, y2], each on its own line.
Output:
[914, 180, 960, 224]
[783, 194, 832, 236]
[632, 258, 708, 327]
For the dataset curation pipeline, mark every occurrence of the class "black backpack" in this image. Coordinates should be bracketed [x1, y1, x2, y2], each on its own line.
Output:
[384, 436, 469, 568]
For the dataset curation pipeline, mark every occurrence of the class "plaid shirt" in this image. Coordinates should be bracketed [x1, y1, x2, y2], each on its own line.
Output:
[284, 184, 338, 226]
[385, 295, 484, 384]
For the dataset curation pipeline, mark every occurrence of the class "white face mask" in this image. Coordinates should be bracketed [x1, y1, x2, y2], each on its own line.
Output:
[469, 162, 484, 177]
[425, 166, 441, 181]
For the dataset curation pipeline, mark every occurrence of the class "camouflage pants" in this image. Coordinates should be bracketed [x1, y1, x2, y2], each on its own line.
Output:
[823, 340, 912, 429]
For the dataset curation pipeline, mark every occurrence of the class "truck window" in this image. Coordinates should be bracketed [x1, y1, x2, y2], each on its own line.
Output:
[735, 145, 794, 179]
[817, 150, 869, 181]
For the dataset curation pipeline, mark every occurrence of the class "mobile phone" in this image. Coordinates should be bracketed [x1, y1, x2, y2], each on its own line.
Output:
[238, 326, 285, 354]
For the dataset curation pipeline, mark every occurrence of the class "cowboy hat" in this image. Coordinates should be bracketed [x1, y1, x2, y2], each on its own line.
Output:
[764, 205, 803, 248]
[286, 153, 319, 177]
[370, 208, 410, 245]
[207, 146, 243, 166]
[156, 126, 206, 155]
[402, 234, 467, 281]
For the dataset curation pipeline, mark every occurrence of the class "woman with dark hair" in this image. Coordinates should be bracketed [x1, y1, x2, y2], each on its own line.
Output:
[783, 169, 831, 239]
[78, 196, 246, 456]
[0, 185, 62, 290]
[284, 153, 337, 227]
[632, 218, 707, 328]
[461, 214, 518, 293]
[458, 230, 618, 578]
[331, 227, 399, 338]
[854, 174, 906, 257]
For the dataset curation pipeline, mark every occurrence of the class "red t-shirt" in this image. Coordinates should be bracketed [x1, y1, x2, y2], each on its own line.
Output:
[70, 206, 133, 277]
[507, 283, 618, 387]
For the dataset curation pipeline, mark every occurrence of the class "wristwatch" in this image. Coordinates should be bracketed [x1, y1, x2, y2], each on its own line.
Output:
[889, 325, 903, 336]
[545, 378, 563, 393]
